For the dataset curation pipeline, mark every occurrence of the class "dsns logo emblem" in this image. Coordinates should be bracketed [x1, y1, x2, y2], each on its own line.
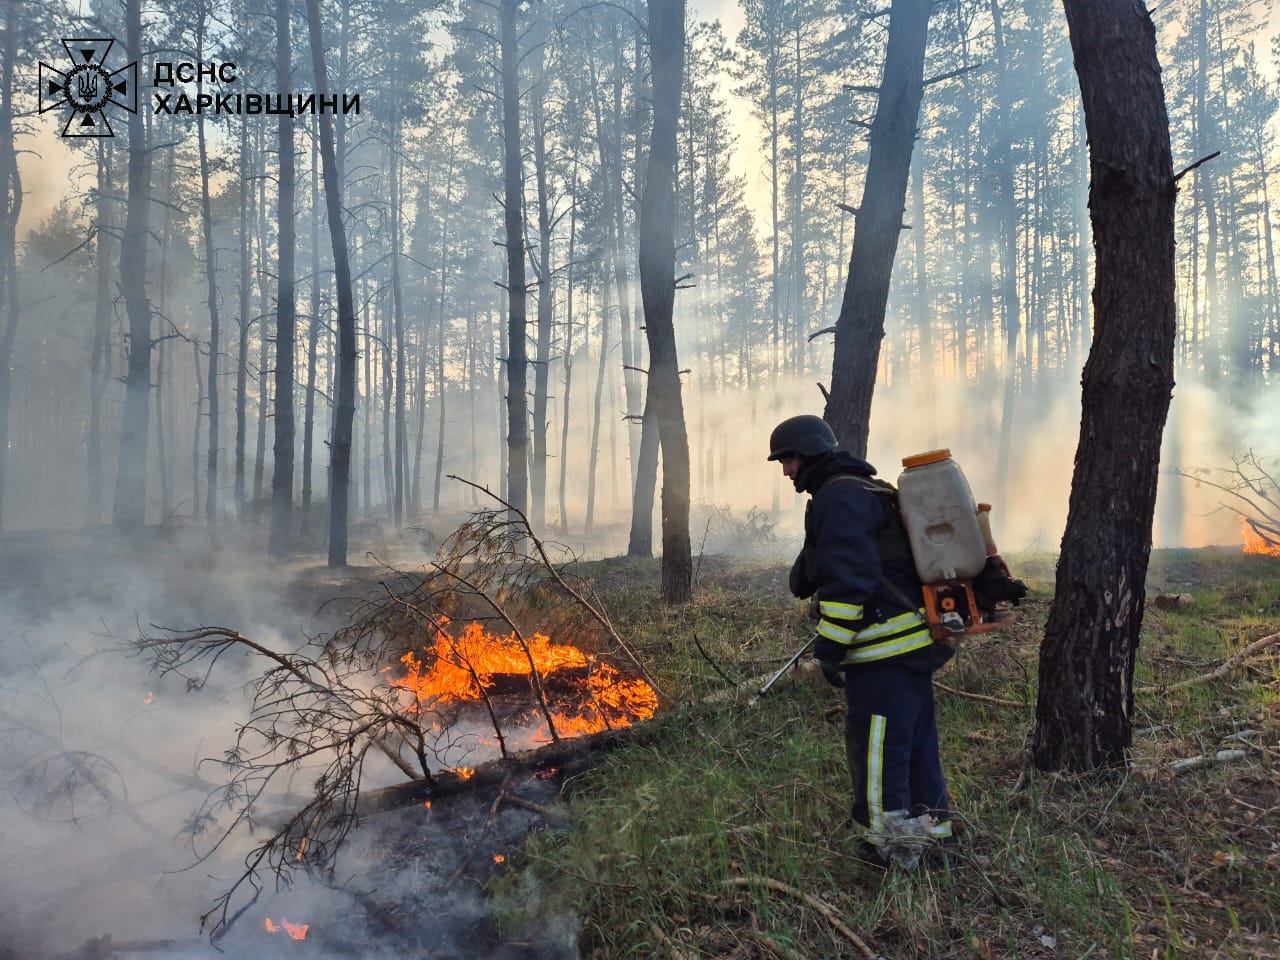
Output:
[39, 39, 137, 138]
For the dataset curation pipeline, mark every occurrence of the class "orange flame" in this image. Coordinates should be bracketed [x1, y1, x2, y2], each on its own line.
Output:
[493, 854, 505, 864]
[143, 692, 154, 705]
[1242, 519, 1280, 557]
[392, 622, 658, 738]
[264, 918, 309, 940]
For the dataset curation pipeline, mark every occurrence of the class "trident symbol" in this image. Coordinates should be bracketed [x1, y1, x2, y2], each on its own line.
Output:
[76, 71, 99, 103]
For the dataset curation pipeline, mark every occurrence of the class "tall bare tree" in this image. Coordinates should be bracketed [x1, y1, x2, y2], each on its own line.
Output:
[638, 0, 691, 603]
[270, 0, 297, 554]
[0, 0, 21, 531]
[304, 0, 357, 567]
[1032, 0, 1177, 772]
[194, 2, 222, 526]
[113, 0, 154, 531]
[499, 0, 529, 519]
[822, 0, 929, 458]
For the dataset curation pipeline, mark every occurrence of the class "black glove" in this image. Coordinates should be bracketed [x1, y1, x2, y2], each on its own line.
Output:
[789, 550, 813, 598]
[820, 664, 846, 689]
[813, 636, 847, 688]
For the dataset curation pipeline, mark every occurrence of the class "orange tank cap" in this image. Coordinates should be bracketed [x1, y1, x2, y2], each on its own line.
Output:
[901, 448, 952, 469]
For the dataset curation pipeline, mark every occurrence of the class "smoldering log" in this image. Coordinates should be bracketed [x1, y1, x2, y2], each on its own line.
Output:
[357, 724, 638, 815]
[360, 658, 824, 816]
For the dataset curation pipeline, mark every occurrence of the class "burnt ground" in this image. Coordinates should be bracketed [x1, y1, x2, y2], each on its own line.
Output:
[4, 530, 1276, 960]
[0, 527, 585, 960]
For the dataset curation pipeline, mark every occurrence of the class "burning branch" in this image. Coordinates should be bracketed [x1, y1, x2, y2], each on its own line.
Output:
[444, 473, 668, 704]
[130, 484, 664, 941]
[134, 624, 442, 938]
[1181, 451, 1280, 555]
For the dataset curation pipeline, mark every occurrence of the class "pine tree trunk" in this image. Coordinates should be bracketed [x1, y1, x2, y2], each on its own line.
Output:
[1031, 0, 1177, 773]
[197, 13, 221, 527]
[586, 270, 610, 534]
[270, 0, 296, 555]
[112, 0, 152, 531]
[499, 0, 529, 520]
[531, 57, 553, 534]
[990, 0, 1021, 543]
[390, 118, 407, 528]
[823, 0, 929, 459]
[638, 0, 691, 604]
[88, 142, 113, 525]
[0, 2, 22, 531]
[302, 131, 321, 514]
[304, 0, 357, 567]
[235, 118, 251, 517]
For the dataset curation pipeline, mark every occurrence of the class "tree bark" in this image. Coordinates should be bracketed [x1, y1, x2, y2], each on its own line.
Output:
[531, 48, 553, 534]
[303, 0, 357, 568]
[387, 115, 407, 528]
[112, 0, 153, 531]
[88, 142, 113, 525]
[990, 0, 1020, 542]
[822, 0, 930, 459]
[270, 0, 297, 555]
[235, 118, 252, 517]
[499, 0, 529, 521]
[638, 0, 691, 604]
[197, 9, 221, 527]
[0, 0, 21, 531]
[302, 131, 321, 514]
[1031, 0, 1177, 773]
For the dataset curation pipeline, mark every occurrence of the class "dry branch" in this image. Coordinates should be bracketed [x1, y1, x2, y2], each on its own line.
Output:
[724, 876, 880, 960]
[649, 920, 697, 960]
[1141, 632, 1280, 693]
[933, 680, 1029, 709]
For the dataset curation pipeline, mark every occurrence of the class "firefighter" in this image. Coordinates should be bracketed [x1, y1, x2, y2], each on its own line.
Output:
[768, 414, 958, 869]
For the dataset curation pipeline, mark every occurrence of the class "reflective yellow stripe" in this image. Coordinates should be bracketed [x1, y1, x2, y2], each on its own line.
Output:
[844, 626, 934, 663]
[867, 715, 886, 833]
[816, 619, 856, 644]
[853, 608, 926, 641]
[818, 599, 863, 621]
[930, 819, 954, 839]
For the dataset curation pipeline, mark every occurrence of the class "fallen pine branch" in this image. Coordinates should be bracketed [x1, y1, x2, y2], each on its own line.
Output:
[933, 680, 1029, 709]
[1169, 749, 1249, 773]
[1142, 632, 1280, 693]
[724, 876, 881, 960]
[748, 931, 809, 960]
[649, 920, 697, 960]
[356, 722, 649, 815]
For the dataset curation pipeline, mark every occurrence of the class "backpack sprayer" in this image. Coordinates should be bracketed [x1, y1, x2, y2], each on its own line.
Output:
[758, 449, 1026, 696]
[898, 449, 1026, 640]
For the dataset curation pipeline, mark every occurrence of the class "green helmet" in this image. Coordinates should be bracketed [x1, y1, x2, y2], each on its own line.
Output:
[767, 415, 838, 461]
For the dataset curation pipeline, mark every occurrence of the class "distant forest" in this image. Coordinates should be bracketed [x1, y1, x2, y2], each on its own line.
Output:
[0, 0, 1276, 546]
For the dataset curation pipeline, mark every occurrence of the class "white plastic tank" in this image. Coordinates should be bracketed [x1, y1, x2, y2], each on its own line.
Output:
[896, 449, 988, 583]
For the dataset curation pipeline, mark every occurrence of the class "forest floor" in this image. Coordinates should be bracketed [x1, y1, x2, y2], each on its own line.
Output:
[1, 527, 1277, 959]
[489, 546, 1280, 960]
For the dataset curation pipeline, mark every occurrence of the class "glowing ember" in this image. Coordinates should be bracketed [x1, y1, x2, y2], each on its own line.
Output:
[264, 918, 309, 940]
[1242, 518, 1280, 557]
[453, 766, 476, 780]
[392, 622, 658, 738]
[493, 854, 505, 864]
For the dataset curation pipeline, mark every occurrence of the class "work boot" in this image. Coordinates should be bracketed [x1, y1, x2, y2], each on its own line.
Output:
[853, 839, 890, 870]
[924, 837, 961, 871]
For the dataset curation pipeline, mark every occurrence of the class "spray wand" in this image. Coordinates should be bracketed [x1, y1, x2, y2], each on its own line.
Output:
[756, 633, 817, 697]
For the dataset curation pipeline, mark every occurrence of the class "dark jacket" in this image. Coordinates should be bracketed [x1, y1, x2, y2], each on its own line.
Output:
[790, 452, 945, 671]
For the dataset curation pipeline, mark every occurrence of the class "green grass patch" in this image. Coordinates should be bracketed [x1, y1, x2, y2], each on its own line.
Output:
[494, 550, 1280, 959]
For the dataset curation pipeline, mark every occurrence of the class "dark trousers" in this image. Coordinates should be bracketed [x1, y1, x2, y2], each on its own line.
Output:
[843, 661, 954, 840]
